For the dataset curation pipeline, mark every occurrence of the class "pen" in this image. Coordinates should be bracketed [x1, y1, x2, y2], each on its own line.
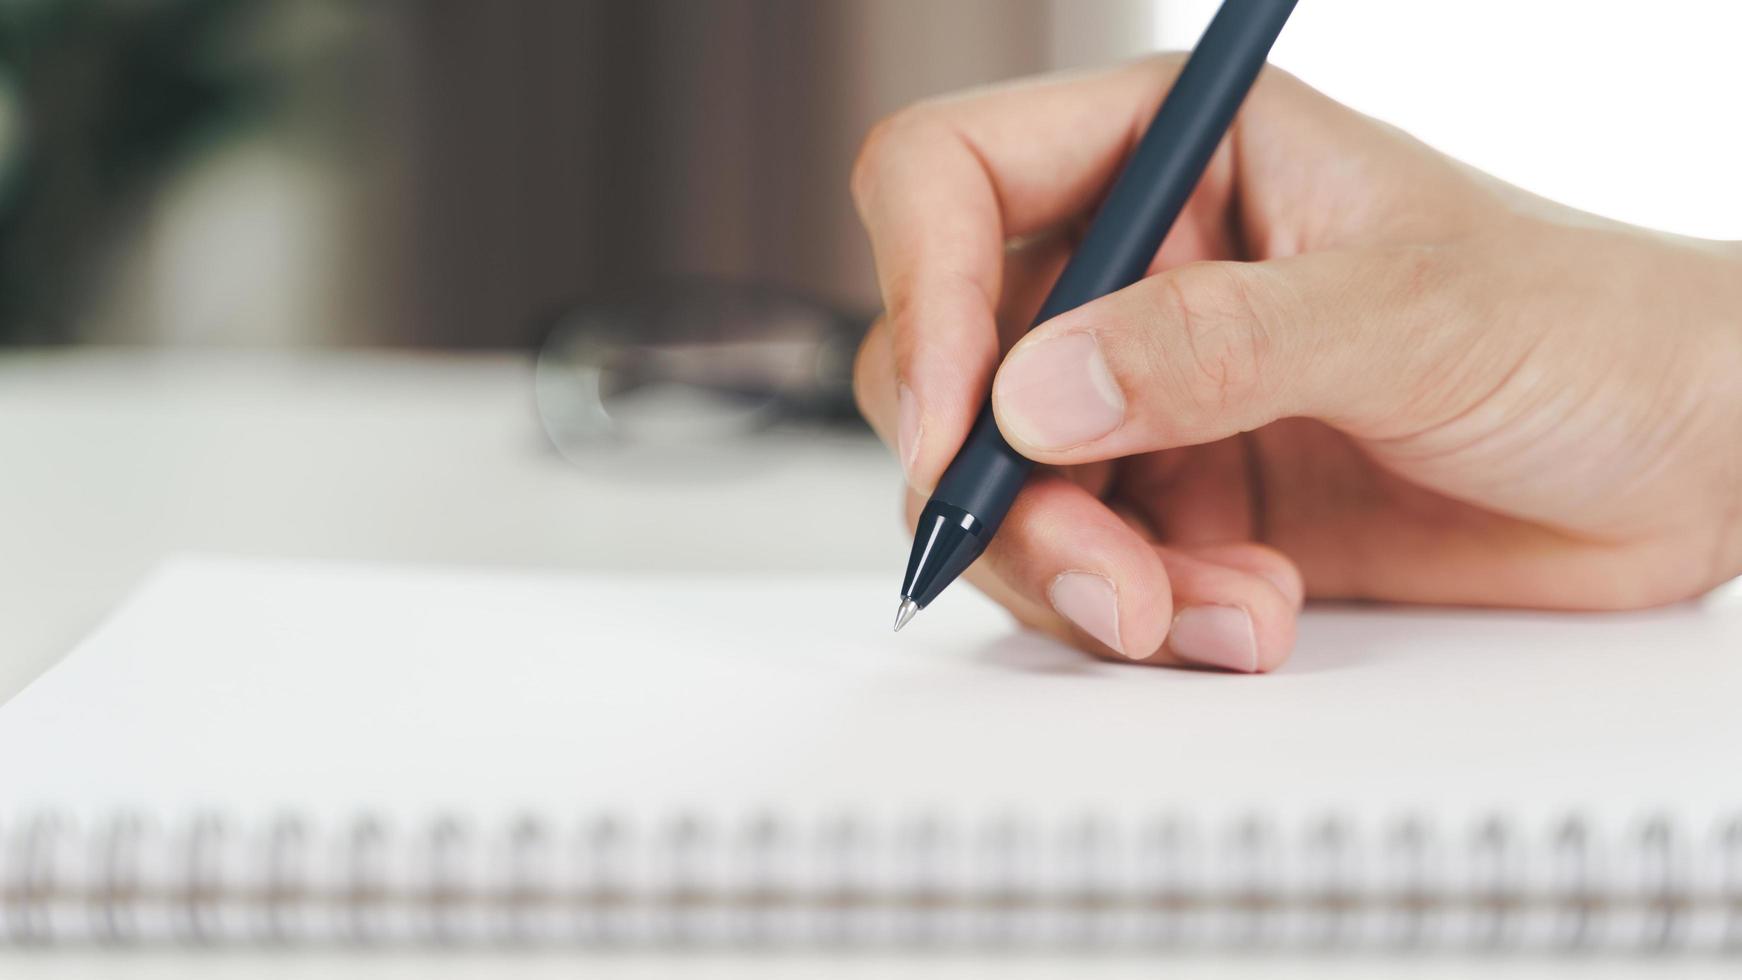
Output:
[895, 0, 1298, 631]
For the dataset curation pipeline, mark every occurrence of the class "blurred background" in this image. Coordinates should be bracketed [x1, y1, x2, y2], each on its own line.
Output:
[2, 0, 1738, 352]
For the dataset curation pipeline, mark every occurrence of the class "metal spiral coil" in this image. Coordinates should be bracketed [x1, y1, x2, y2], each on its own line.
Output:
[4, 810, 1741, 950]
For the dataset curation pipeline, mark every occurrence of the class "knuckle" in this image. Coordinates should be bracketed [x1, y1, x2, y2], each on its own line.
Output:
[1137, 51, 1190, 79]
[1252, 60, 1305, 97]
[849, 105, 929, 214]
[1159, 264, 1274, 414]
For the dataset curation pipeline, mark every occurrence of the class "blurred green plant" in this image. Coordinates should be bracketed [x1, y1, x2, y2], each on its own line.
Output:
[0, 0, 273, 342]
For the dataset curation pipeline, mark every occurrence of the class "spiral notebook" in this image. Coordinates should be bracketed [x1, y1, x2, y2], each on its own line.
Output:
[3, 555, 1741, 951]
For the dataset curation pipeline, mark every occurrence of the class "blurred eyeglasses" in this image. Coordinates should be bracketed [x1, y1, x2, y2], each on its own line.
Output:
[534, 281, 869, 468]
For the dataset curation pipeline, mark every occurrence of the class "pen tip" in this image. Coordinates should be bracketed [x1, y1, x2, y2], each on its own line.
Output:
[893, 598, 919, 633]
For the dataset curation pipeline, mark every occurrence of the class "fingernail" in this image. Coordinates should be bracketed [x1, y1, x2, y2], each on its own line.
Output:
[996, 332, 1124, 450]
[1168, 605, 1259, 672]
[897, 383, 922, 482]
[1048, 571, 1128, 657]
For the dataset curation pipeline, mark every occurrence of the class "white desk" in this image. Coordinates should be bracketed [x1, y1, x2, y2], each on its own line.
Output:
[0, 349, 1725, 980]
[0, 348, 901, 702]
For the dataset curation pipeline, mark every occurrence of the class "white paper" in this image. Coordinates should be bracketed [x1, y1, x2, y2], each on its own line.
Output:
[2, 555, 1739, 827]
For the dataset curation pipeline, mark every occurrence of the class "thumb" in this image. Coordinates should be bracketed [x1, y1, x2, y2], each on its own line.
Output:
[989, 247, 1465, 463]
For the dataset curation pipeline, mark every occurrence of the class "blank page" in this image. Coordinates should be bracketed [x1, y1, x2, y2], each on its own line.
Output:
[2, 555, 1739, 826]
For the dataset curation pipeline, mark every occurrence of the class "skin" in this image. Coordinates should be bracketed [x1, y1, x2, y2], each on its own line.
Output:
[849, 55, 1742, 671]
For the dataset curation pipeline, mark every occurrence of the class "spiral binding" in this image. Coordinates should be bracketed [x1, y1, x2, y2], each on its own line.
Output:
[4, 810, 1741, 949]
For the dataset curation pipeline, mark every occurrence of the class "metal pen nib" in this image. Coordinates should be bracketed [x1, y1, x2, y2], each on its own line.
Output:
[893, 598, 919, 632]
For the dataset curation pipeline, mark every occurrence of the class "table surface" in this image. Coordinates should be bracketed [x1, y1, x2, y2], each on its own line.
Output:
[0, 348, 1728, 979]
[0, 348, 901, 702]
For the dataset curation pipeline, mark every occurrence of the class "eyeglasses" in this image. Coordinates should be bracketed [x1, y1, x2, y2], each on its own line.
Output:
[534, 280, 869, 468]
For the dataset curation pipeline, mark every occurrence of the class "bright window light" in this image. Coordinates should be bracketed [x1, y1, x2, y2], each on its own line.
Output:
[1154, 0, 1742, 239]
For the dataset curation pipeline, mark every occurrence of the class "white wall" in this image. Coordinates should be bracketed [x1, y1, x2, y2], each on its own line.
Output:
[1155, 0, 1742, 239]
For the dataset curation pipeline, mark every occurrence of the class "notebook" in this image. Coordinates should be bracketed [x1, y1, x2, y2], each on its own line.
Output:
[2, 554, 1740, 950]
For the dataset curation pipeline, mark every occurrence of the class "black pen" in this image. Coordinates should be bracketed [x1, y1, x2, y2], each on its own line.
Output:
[895, 0, 1298, 631]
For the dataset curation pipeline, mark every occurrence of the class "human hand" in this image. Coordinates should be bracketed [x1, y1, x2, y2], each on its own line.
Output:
[850, 56, 1742, 671]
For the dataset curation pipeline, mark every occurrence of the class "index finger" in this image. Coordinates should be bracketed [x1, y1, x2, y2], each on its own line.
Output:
[849, 55, 1187, 490]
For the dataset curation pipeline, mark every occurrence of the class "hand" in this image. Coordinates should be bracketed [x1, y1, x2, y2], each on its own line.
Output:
[850, 56, 1742, 672]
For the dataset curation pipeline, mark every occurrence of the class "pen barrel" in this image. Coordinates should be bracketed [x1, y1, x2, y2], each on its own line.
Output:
[908, 0, 1296, 607]
[932, 0, 1294, 531]
[1031, 0, 1297, 324]
[931, 406, 1032, 534]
